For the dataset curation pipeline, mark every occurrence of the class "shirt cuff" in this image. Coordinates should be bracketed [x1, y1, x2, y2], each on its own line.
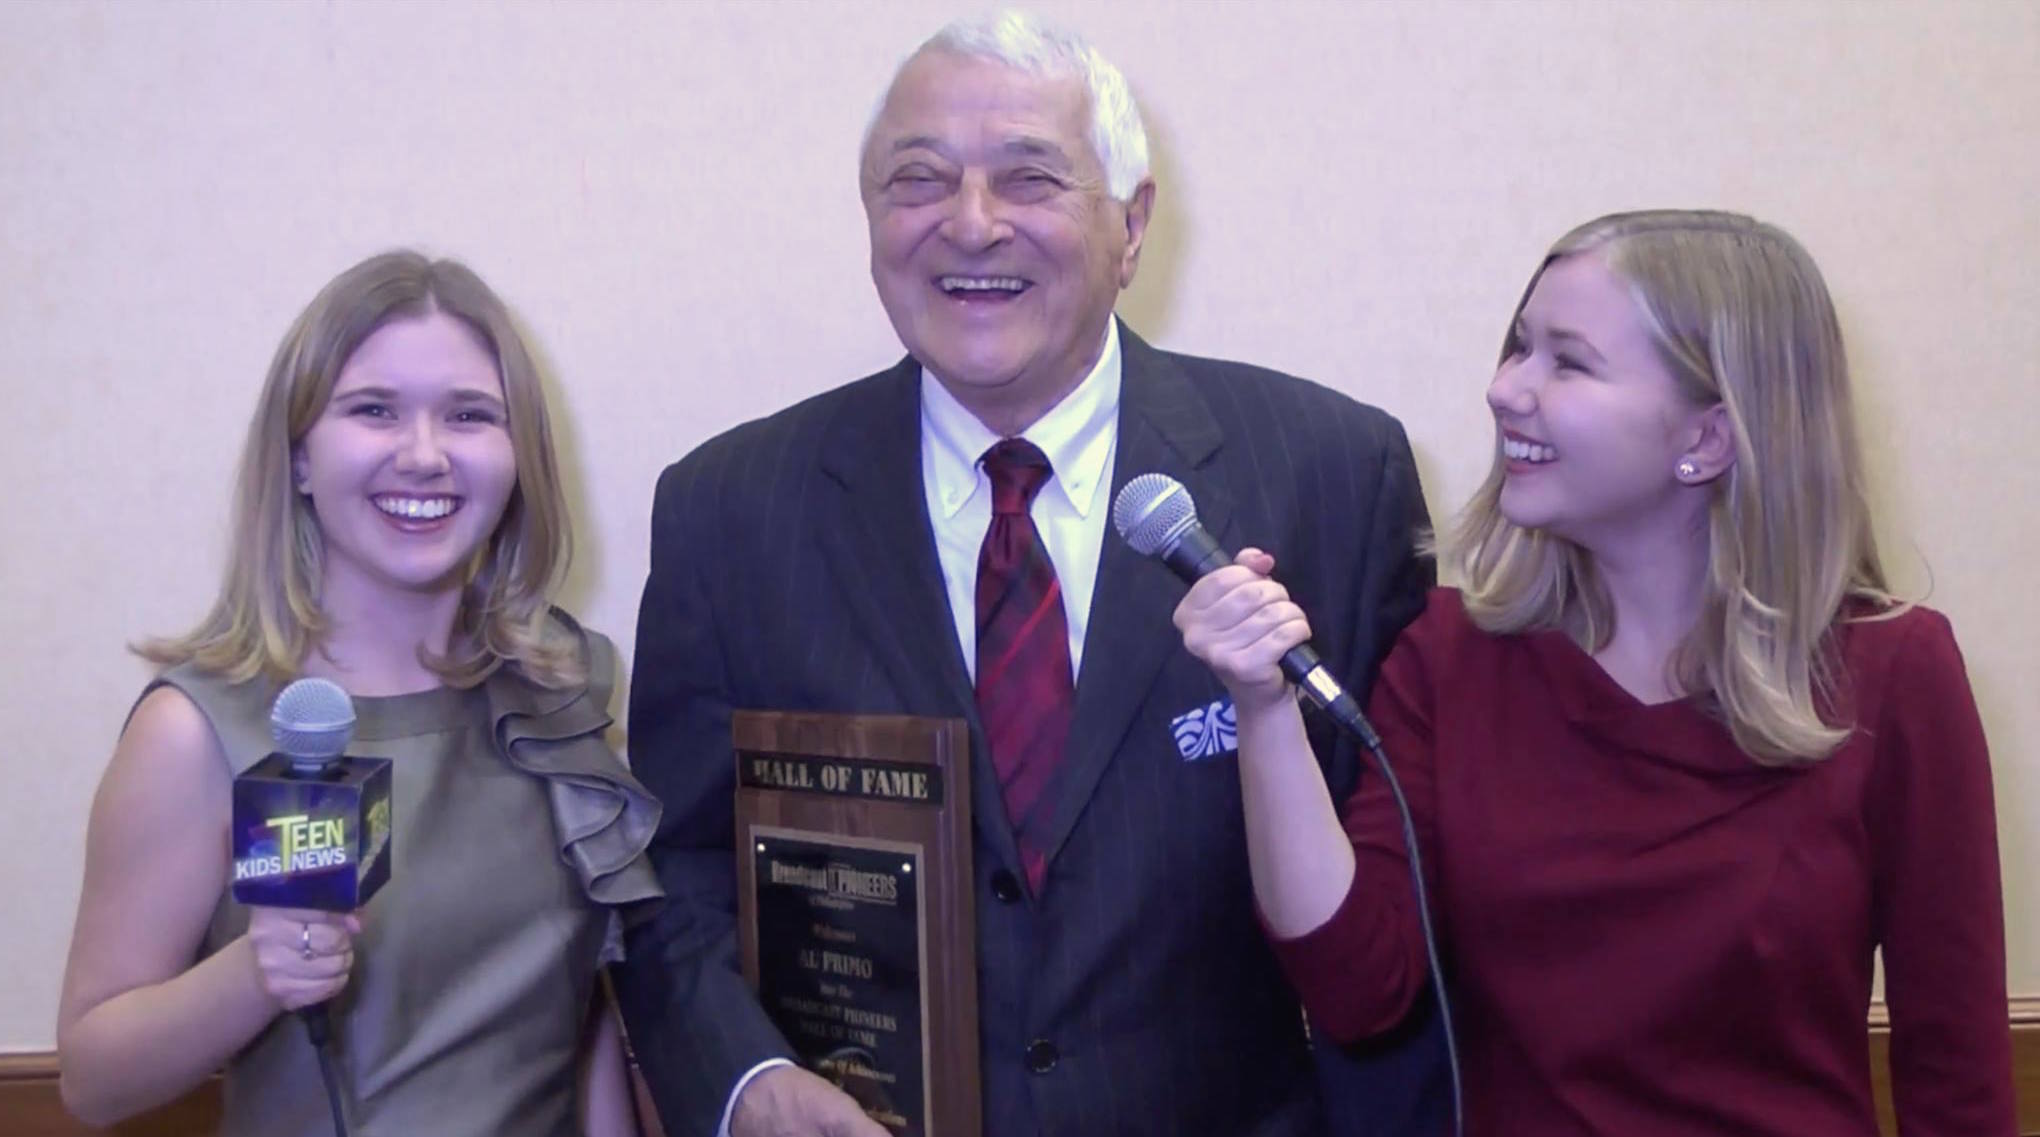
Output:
[718, 1058, 796, 1137]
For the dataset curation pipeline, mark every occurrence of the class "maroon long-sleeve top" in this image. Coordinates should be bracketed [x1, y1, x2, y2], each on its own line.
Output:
[1273, 589, 2012, 1135]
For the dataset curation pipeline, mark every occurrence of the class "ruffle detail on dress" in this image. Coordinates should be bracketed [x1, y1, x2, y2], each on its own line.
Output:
[483, 618, 664, 925]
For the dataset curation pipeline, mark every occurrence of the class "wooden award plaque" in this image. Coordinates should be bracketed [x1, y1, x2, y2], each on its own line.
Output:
[733, 711, 980, 1137]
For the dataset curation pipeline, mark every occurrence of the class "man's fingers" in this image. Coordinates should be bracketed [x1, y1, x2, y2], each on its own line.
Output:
[821, 1104, 893, 1137]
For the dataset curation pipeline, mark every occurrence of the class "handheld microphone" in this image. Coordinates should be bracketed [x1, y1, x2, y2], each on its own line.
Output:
[231, 678, 392, 1066]
[1111, 473, 1379, 748]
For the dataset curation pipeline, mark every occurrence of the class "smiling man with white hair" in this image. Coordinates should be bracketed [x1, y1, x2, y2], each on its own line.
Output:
[615, 12, 1440, 1137]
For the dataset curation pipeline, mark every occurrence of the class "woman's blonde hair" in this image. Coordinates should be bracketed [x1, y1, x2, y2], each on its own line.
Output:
[141, 250, 583, 689]
[1444, 210, 1891, 763]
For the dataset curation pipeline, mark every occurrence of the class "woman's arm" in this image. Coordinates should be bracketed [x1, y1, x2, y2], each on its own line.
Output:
[1175, 552, 1440, 1041]
[1175, 550, 1357, 934]
[579, 973, 642, 1137]
[1875, 613, 2015, 1133]
[56, 686, 349, 1124]
[1233, 658, 1362, 938]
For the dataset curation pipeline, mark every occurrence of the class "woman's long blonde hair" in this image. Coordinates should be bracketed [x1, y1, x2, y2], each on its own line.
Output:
[141, 250, 583, 689]
[1444, 210, 1891, 763]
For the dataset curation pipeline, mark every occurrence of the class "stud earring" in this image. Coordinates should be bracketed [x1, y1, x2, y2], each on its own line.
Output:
[1676, 459, 1700, 481]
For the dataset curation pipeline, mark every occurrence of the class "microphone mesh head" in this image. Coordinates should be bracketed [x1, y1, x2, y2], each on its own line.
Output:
[269, 678, 356, 767]
[1112, 473, 1199, 556]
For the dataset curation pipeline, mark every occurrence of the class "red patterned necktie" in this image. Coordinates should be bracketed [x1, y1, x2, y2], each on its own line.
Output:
[974, 438, 1074, 895]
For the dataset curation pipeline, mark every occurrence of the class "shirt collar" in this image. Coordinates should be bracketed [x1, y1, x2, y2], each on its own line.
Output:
[921, 320, 1123, 521]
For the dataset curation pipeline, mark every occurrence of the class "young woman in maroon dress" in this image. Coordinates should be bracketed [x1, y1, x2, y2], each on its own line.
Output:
[1176, 210, 2013, 1136]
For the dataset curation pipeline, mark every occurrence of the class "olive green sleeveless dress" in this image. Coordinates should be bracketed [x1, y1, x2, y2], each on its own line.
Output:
[151, 622, 662, 1137]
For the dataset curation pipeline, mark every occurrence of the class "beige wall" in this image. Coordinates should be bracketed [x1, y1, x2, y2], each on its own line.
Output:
[2, 0, 2034, 1050]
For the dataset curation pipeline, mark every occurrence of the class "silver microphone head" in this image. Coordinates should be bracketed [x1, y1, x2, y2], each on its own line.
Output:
[269, 678, 356, 774]
[1112, 473, 1200, 557]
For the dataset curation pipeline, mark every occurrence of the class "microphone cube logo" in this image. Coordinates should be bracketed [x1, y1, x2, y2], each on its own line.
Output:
[357, 794, 392, 878]
[231, 751, 394, 911]
[233, 813, 350, 882]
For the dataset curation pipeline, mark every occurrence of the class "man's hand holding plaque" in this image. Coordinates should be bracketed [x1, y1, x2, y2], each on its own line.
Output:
[731, 1065, 890, 1137]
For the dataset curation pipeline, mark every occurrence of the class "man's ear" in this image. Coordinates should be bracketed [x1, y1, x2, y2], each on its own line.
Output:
[1118, 178, 1157, 288]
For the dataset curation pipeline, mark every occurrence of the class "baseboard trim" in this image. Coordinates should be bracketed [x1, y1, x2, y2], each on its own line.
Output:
[9, 1000, 2038, 1136]
[1866, 994, 2040, 1027]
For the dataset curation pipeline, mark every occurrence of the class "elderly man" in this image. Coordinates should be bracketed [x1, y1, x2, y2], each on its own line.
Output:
[615, 11, 1440, 1137]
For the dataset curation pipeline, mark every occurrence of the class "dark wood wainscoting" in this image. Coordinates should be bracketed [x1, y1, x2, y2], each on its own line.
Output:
[0, 1054, 219, 1137]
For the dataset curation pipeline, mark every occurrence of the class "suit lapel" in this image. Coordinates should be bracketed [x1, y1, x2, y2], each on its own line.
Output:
[813, 359, 1025, 878]
[1035, 325, 1232, 876]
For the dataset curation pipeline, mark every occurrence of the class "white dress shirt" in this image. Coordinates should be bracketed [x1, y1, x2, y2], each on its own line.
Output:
[920, 319, 1122, 683]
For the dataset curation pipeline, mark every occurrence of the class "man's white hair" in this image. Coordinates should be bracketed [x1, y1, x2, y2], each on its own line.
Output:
[864, 10, 1151, 201]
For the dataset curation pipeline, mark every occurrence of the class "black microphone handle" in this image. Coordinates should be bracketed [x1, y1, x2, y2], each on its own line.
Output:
[1157, 521, 1232, 581]
[298, 1003, 332, 1046]
[1159, 521, 1380, 750]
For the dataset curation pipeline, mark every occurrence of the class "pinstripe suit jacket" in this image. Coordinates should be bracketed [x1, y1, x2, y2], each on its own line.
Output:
[614, 324, 1438, 1137]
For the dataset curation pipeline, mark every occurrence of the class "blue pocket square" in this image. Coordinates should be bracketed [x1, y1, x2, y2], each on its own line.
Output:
[1170, 697, 1238, 761]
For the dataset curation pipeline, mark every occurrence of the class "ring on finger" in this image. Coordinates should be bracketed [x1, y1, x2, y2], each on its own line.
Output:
[300, 922, 314, 961]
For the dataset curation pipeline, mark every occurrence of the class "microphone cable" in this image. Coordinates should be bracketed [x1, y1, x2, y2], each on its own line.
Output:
[300, 1005, 350, 1135]
[1323, 703, 1464, 1137]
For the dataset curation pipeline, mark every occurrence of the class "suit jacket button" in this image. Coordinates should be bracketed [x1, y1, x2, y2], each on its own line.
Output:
[990, 870, 1023, 904]
[1025, 1039, 1058, 1074]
